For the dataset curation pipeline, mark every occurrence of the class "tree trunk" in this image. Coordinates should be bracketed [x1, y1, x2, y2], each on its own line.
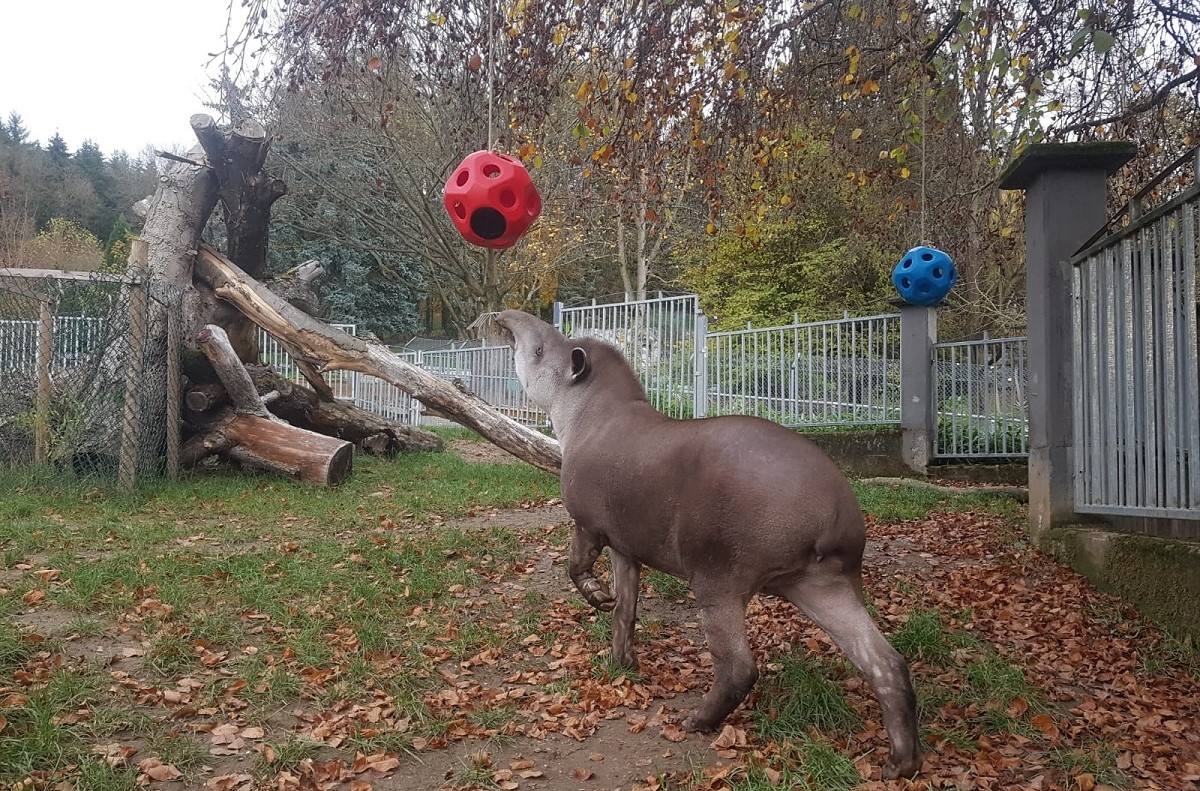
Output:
[193, 114, 289, 363]
[193, 245, 563, 473]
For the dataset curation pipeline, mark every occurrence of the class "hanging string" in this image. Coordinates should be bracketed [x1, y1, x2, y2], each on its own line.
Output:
[919, 67, 928, 246]
[486, 0, 496, 151]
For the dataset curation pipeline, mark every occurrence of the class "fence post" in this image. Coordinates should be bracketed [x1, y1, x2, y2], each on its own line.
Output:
[898, 303, 937, 474]
[34, 300, 54, 465]
[998, 142, 1135, 537]
[552, 301, 563, 332]
[118, 240, 150, 490]
[693, 310, 708, 418]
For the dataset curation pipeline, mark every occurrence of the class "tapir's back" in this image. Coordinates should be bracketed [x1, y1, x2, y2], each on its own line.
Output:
[561, 406, 866, 585]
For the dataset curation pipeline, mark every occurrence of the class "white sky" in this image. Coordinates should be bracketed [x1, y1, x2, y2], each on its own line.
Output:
[1, 0, 247, 157]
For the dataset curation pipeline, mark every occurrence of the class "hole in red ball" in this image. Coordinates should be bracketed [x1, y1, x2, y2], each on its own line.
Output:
[455, 170, 469, 187]
[933, 267, 943, 278]
[921, 252, 934, 261]
[453, 201, 466, 220]
[470, 206, 507, 240]
[499, 188, 516, 208]
[526, 187, 541, 217]
[483, 163, 502, 178]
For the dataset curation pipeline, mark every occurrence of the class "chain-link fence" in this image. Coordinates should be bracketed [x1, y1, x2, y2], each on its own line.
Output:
[0, 269, 182, 486]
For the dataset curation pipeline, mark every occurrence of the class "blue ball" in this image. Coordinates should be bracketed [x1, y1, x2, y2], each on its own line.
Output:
[891, 245, 957, 306]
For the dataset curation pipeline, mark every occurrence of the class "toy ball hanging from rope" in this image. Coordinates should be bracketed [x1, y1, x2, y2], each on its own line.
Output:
[443, 151, 542, 249]
[891, 245, 957, 306]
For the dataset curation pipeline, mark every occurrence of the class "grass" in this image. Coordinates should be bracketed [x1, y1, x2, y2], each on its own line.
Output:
[0, 441, 560, 787]
[751, 655, 862, 741]
[851, 480, 1024, 522]
[727, 739, 861, 791]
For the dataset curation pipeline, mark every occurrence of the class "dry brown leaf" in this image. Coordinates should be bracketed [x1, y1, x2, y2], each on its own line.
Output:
[138, 757, 183, 781]
[573, 767, 594, 781]
[588, 752, 605, 762]
[23, 589, 45, 604]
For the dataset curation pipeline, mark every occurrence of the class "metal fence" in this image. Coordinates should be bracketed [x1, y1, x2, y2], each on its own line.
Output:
[706, 314, 901, 427]
[556, 294, 705, 419]
[1072, 180, 1200, 519]
[259, 324, 358, 399]
[933, 335, 1029, 458]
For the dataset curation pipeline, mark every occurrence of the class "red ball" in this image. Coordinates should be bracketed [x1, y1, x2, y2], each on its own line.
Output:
[443, 150, 542, 249]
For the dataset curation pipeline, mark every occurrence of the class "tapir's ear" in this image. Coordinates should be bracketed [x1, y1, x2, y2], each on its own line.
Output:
[570, 347, 590, 381]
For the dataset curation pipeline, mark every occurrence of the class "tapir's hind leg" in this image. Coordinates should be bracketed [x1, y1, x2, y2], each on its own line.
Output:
[681, 594, 758, 733]
[609, 550, 641, 670]
[774, 576, 922, 780]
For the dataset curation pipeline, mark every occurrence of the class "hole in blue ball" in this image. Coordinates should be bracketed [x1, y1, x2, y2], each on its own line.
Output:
[920, 282, 930, 292]
[900, 278, 911, 289]
[933, 267, 943, 278]
[921, 252, 934, 261]
[902, 258, 912, 269]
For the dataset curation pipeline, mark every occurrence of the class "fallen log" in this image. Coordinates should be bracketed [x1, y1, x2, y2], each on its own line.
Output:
[185, 325, 355, 485]
[193, 245, 563, 474]
[246, 365, 445, 456]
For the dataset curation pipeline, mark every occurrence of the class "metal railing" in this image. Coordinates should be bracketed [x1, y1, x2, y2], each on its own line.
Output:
[1072, 180, 1200, 518]
[933, 335, 1029, 458]
[258, 324, 357, 399]
[706, 314, 901, 427]
[557, 293, 705, 419]
[0, 316, 110, 375]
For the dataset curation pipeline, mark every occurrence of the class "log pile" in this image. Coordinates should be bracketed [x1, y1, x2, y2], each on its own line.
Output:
[130, 114, 562, 485]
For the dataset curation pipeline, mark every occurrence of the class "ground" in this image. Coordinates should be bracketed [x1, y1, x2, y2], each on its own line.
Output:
[1, 431, 1198, 791]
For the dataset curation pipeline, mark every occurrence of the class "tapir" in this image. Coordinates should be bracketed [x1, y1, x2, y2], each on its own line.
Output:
[494, 310, 922, 780]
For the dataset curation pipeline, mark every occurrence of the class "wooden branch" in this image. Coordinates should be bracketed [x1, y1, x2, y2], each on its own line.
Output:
[246, 365, 444, 456]
[193, 245, 563, 473]
[197, 326, 269, 417]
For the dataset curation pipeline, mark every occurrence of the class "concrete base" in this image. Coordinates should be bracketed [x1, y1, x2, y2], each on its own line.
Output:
[1040, 526, 1200, 637]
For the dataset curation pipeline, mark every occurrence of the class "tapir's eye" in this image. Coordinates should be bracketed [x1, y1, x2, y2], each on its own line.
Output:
[535, 345, 543, 357]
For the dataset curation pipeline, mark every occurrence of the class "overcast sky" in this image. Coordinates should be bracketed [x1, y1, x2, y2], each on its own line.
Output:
[1, 0, 248, 157]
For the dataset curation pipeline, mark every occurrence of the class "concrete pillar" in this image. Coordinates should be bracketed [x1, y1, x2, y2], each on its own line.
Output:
[998, 142, 1135, 537]
[898, 303, 937, 474]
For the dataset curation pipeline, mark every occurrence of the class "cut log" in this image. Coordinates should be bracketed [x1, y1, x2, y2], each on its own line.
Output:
[187, 324, 355, 485]
[246, 365, 444, 456]
[193, 245, 563, 473]
[185, 382, 228, 412]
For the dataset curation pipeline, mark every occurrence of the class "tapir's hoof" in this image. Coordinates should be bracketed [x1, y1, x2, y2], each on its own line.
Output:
[679, 714, 718, 733]
[881, 755, 922, 780]
[592, 595, 616, 612]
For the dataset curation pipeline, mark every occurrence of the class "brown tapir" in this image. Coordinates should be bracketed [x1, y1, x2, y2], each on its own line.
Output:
[494, 310, 922, 780]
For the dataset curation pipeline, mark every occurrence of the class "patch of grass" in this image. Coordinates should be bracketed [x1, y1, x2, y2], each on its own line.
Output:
[1140, 631, 1200, 679]
[646, 569, 689, 600]
[1050, 743, 1129, 789]
[728, 738, 860, 791]
[962, 654, 1036, 708]
[0, 665, 105, 779]
[889, 610, 952, 665]
[467, 705, 519, 732]
[589, 653, 643, 683]
[73, 760, 140, 791]
[145, 731, 207, 770]
[259, 736, 322, 773]
[583, 612, 612, 644]
[852, 481, 1022, 522]
[752, 656, 861, 741]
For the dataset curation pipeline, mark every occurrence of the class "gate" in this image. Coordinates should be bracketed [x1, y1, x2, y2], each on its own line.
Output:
[1072, 166, 1200, 518]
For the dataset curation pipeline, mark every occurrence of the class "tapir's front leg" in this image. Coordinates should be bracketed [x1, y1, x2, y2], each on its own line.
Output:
[609, 550, 641, 670]
[569, 526, 616, 612]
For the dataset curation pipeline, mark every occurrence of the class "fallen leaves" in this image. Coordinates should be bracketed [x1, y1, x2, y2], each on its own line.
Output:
[137, 757, 182, 782]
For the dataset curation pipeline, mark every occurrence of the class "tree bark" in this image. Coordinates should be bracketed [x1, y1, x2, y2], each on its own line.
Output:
[193, 245, 563, 473]
[186, 325, 356, 485]
[193, 114, 289, 363]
